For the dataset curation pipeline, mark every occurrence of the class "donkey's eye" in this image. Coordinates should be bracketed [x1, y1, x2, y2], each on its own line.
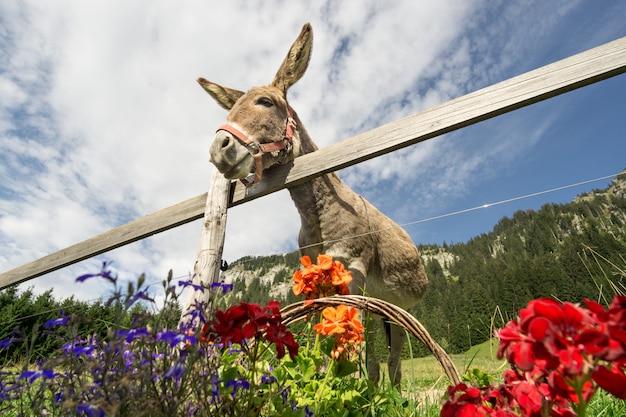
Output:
[256, 96, 274, 108]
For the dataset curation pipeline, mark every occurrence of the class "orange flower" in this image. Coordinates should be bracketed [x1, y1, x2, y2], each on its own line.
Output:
[329, 260, 352, 288]
[312, 304, 350, 335]
[339, 305, 365, 342]
[316, 254, 333, 270]
[313, 305, 365, 360]
[292, 254, 352, 299]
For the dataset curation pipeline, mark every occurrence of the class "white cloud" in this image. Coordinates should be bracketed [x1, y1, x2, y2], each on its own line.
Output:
[1, 0, 625, 305]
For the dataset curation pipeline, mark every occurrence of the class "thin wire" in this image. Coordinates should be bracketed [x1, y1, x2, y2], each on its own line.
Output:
[286, 172, 619, 253]
[399, 173, 619, 227]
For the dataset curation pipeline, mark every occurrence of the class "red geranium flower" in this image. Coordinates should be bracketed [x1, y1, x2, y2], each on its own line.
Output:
[202, 300, 299, 360]
[441, 382, 518, 417]
[211, 303, 249, 345]
[584, 296, 626, 361]
[491, 295, 626, 415]
[265, 323, 299, 360]
[592, 360, 626, 399]
[497, 298, 598, 376]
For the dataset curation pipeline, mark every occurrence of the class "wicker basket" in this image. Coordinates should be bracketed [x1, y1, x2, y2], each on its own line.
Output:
[281, 295, 462, 386]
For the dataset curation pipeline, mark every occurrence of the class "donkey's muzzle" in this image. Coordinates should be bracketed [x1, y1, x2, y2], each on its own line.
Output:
[209, 130, 254, 179]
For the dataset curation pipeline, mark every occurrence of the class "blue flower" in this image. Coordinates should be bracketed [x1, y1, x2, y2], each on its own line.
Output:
[178, 279, 206, 292]
[210, 372, 221, 403]
[280, 386, 290, 404]
[164, 361, 186, 380]
[19, 369, 55, 383]
[123, 350, 135, 369]
[210, 281, 234, 294]
[0, 333, 21, 349]
[63, 339, 97, 358]
[181, 303, 207, 326]
[54, 391, 65, 403]
[76, 403, 105, 417]
[157, 330, 194, 348]
[261, 375, 277, 384]
[43, 310, 70, 329]
[225, 379, 250, 398]
[76, 261, 116, 284]
[116, 328, 150, 343]
[124, 290, 155, 308]
[0, 380, 20, 401]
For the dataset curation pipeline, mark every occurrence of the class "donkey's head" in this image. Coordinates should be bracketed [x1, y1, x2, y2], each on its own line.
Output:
[199, 23, 313, 185]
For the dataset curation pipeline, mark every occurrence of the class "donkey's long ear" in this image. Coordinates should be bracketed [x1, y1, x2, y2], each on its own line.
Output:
[271, 23, 313, 94]
[197, 78, 245, 110]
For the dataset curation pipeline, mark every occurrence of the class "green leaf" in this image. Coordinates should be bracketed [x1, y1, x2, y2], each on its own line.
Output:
[335, 360, 358, 378]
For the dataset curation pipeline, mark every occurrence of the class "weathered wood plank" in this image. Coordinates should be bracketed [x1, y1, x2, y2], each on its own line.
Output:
[0, 193, 208, 288]
[229, 35, 626, 206]
[1, 35, 625, 289]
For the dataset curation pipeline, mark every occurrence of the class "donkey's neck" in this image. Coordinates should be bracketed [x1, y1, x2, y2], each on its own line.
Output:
[286, 122, 356, 256]
[287, 172, 343, 255]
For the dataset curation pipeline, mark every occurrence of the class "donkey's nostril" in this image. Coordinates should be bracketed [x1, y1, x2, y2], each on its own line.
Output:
[221, 138, 230, 148]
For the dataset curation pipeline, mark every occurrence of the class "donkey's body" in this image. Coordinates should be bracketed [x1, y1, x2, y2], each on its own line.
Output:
[199, 24, 428, 386]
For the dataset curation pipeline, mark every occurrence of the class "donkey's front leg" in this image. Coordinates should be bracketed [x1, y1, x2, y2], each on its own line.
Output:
[387, 323, 406, 389]
[343, 258, 383, 382]
[364, 321, 381, 384]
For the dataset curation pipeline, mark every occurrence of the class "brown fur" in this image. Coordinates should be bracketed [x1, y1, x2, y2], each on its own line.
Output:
[199, 23, 428, 387]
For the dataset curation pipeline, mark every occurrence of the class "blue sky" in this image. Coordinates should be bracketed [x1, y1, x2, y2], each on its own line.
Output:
[1, 1, 625, 303]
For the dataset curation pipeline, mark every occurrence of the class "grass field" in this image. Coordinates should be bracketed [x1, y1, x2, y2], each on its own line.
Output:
[388, 338, 505, 406]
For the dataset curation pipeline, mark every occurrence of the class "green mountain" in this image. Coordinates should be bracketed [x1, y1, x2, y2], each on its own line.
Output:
[218, 169, 626, 355]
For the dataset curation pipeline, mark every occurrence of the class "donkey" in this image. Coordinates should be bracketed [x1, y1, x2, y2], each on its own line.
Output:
[198, 23, 428, 387]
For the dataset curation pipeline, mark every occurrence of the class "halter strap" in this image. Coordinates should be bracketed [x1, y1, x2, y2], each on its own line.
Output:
[216, 107, 296, 186]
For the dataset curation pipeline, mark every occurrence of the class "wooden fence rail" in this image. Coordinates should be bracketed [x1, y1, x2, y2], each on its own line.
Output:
[1, 35, 625, 290]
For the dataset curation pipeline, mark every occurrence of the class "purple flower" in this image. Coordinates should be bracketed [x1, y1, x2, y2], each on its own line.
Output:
[116, 328, 150, 343]
[0, 333, 21, 349]
[123, 350, 135, 369]
[226, 379, 250, 397]
[76, 261, 116, 284]
[77, 403, 105, 417]
[210, 373, 221, 403]
[211, 281, 234, 294]
[280, 386, 290, 403]
[43, 310, 69, 329]
[19, 369, 55, 383]
[124, 290, 155, 308]
[157, 330, 195, 348]
[178, 279, 206, 292]
[227, 346, 243, 355]
[181, 304, 207, 326]
[261, 375, 277, 384]
[164, 361, 186, 380]
[225, 379, 250, 397]
[0, 380, 20, 401]
[63, 339, 97, 358]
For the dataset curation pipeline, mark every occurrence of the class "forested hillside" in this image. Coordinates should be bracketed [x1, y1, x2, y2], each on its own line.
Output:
[218, 169, 626, 356]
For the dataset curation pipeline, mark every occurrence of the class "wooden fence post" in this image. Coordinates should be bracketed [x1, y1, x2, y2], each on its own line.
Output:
[179, 169, 232, 327]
